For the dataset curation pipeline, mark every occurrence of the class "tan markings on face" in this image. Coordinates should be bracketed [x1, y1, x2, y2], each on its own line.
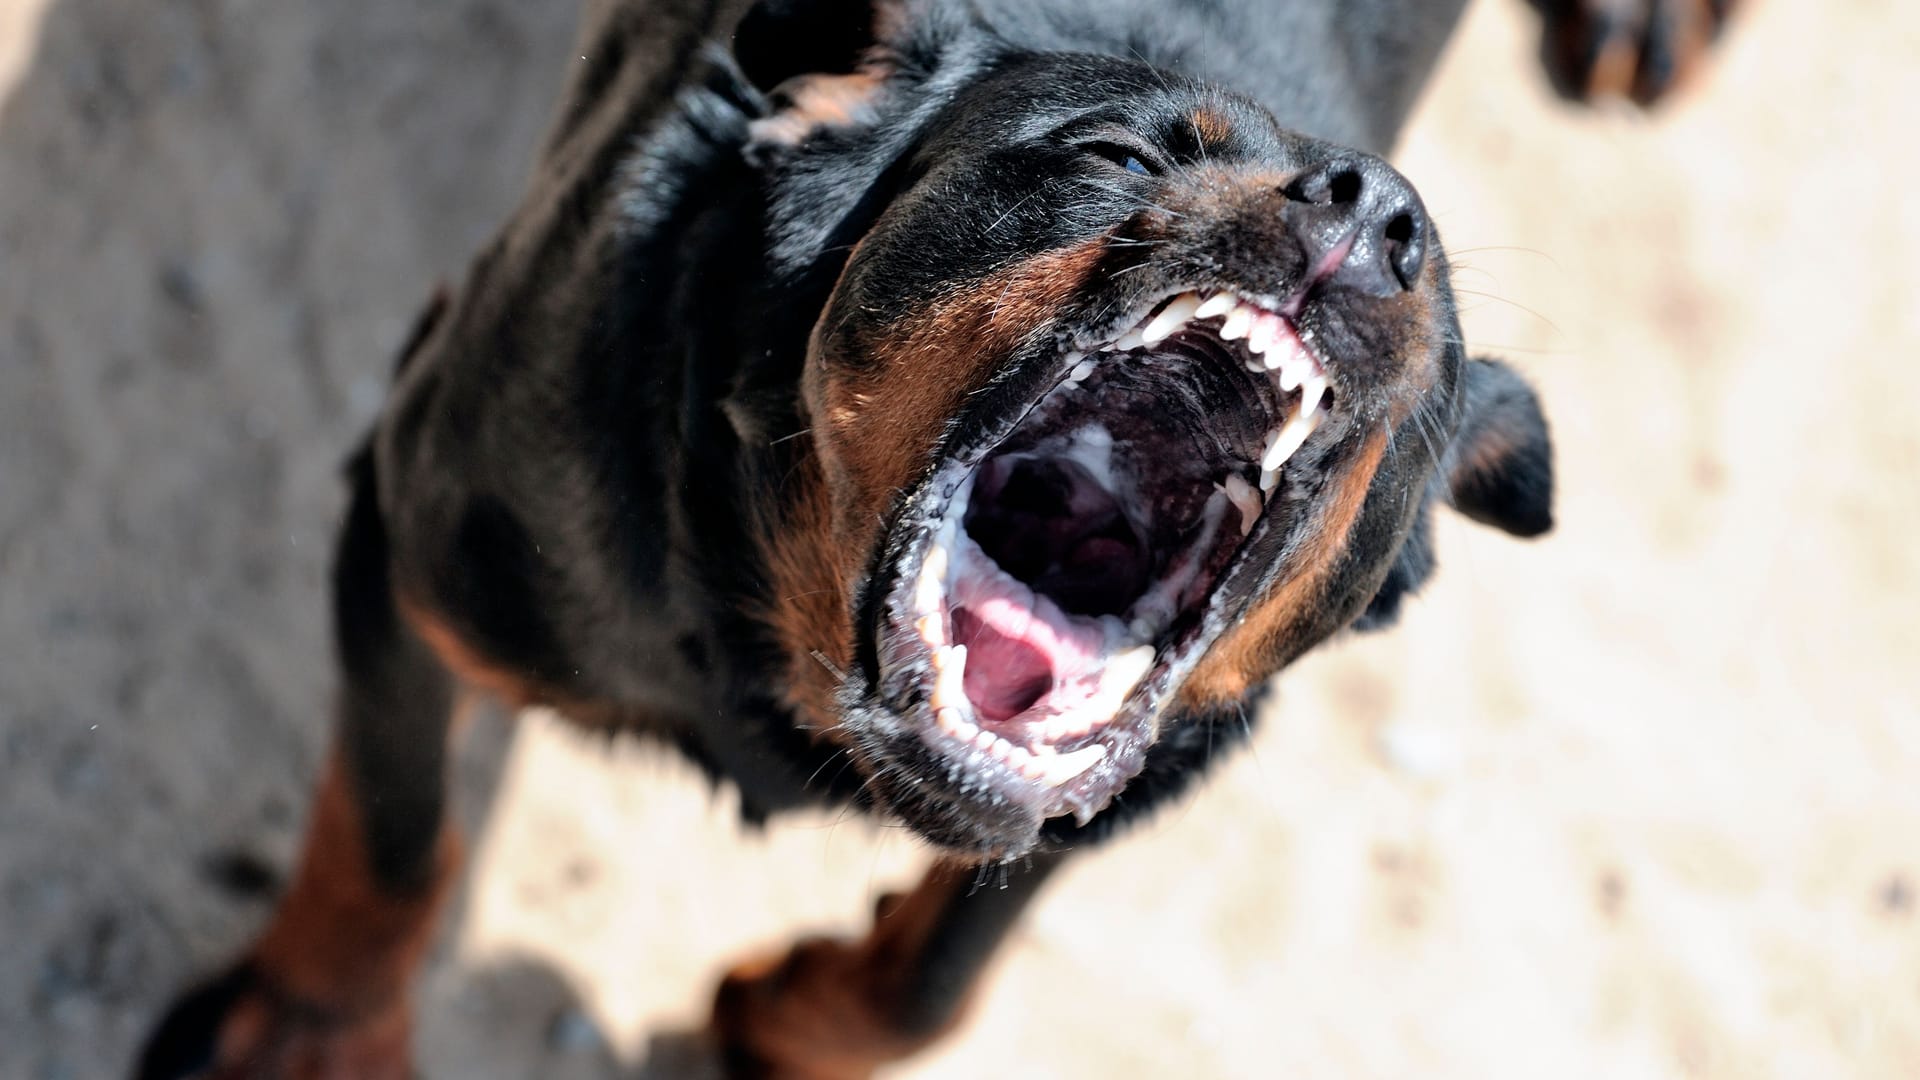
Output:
[1189, 107, 1235, 145]
[763, 239, 1108, 732]
[749, 71, 886, 147]
[754, 456, 853, 729]
[1176, 430, 1388, 707]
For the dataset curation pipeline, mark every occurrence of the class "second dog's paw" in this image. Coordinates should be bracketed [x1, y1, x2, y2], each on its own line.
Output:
[1532, 0, 1739, 106]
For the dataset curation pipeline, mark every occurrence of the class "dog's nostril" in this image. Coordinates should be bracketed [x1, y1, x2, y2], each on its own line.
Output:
[1326, 169, 1362, 205]
[1281, 164, 1363, 206]
[1384, 211, 1415, 246]
[1383, 207, 1427, 288]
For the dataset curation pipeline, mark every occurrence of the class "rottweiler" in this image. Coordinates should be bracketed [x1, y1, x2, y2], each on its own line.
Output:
[137, 0, 1737, 1076]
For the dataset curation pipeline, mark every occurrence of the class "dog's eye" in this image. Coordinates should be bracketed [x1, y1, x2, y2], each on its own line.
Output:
[1083, 140, 1158, 177]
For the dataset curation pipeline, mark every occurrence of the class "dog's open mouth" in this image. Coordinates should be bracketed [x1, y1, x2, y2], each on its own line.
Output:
[872, 290, 1345, 830]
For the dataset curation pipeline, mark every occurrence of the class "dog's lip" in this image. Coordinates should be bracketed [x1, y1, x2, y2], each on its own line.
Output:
[862, 284, 1343, 828]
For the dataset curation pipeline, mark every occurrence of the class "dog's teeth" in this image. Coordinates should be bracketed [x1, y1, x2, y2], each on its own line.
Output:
[936, 706, 974, 738]
[1262, 321, 1300, 373]
[1070, 794, 1100, 827]
[1069, 358, 1097, 383]
[1088, 645, 1155, 716]
[1141, 293, 1201, 345]
[1297, 371, 1328, 419]
[1114, 329, 1147, 352]
[1222, 473, 1262, 536]
[1263, 403, 1324, 473]
[1260, 427, 1286, 472]
[915, 543, 948, 614]
[915, 613, 947, 649]
[1219, 304, 1254, 341]
[1277, 338, 1320, 389]
[1259, 466, 1280, 494]
[1277, 352, 1309, 389]
[1032, 743, 1107, 787]
[1129, 616, 1156, 642]
[930, 644, 969, 712]
[1243, 354, 1266, 374]
[1246, 313, 1281, 357]
[1193, 293, 1235, 321]
[972, 728, 998, 753]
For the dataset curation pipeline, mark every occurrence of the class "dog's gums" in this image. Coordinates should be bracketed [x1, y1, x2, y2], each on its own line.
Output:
[878, 289, 1336, 826]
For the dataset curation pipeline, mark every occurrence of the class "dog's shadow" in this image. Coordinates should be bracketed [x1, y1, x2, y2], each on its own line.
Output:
[414, 705, 729, 1080]
[417, 952, 722, 1079]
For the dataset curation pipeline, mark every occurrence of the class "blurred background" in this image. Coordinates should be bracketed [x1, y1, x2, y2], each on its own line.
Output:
[2, 0, 1916, 1077]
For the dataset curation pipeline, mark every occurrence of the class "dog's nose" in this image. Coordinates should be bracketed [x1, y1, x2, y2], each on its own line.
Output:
[1282, 156, 1429, 295]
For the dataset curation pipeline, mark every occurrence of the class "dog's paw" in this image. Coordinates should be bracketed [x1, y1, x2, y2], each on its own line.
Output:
[709, 932, 941, 1080]
[134, 963, 412, 1080]
[1532, 0, 1738, 106]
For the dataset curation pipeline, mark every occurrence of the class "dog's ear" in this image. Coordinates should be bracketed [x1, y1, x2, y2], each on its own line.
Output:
[734, 0, 904, 146]
[734, 0, 891, 93]
[1351, 358, 1551, 634]
[1443, 357, 1554, 538]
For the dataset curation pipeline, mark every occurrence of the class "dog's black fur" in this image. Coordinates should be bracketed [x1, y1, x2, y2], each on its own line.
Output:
[138, 0, 1735, 1075]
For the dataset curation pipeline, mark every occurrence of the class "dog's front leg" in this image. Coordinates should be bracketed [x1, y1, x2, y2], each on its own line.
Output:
[710, 851, 1068, 1080]
[135, 450, 462, 1080]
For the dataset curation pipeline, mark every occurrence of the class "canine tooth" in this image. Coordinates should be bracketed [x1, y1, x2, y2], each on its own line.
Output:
[1141, 294, 1201, 345]
[915, 614, 948, 649]
[1219, 304, 1253, 341]
[1260, 427, 1285, 471]
[930, 644, 969, 711]
[1259, 466, 1280, 494]
[1194, 293, 1234, 321]
[1034, 743, 1107, 786]
[1101, 645, 1155, 701]
[914, 575, 942, 618]
[1222, 473, 1262, 536]
[1114, 329, 1147, 352]
[1264, 407, 1322, 472]
[1296, 371, 1328, 419]
[915, 543, 948, 613]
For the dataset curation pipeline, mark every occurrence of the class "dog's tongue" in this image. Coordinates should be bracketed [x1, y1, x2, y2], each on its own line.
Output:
[952, 605, 1056, 723]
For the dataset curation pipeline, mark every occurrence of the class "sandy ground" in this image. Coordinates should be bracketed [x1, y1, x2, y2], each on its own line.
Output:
[2, 1, 1916, 1078]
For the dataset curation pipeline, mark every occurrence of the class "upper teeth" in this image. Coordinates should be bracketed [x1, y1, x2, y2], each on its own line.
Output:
[1108, 290, 1331, 496]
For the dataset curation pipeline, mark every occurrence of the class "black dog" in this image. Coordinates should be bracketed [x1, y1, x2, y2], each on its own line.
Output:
[138, 0, 1734, 1076]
